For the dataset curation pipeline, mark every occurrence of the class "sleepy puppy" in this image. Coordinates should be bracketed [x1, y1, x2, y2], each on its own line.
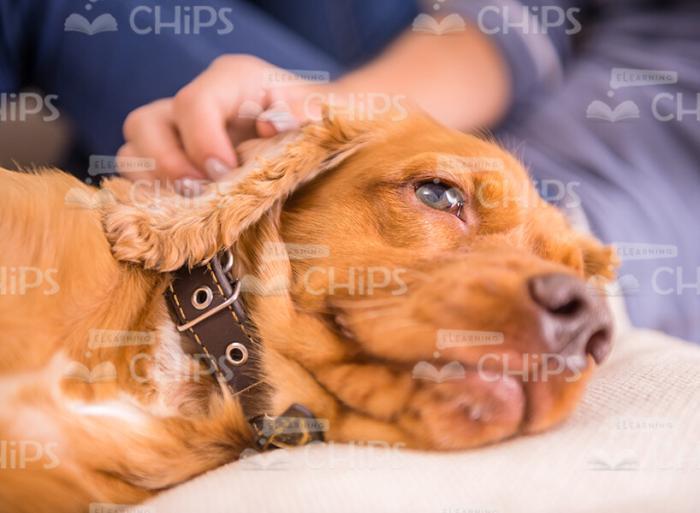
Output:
[0, 111, 616, 513]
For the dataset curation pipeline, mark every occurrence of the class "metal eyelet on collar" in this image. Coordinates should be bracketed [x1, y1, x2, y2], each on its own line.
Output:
[226, 342, 249, 366]
[191, 286, 214, 310]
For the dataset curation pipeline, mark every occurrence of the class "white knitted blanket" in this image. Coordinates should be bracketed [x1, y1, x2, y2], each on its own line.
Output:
[126, 292, 700, 513]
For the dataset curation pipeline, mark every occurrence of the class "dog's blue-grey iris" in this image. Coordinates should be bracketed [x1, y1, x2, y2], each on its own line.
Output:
[415, 181, 464, 216]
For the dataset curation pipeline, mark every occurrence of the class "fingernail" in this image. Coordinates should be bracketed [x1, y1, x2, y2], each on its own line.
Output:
[204, 158, 232, 179]
[175, 177, 204, 197]
[259, 110, 299, 132]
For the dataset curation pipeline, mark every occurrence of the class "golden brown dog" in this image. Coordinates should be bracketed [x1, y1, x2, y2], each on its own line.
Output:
[0, 111, 616, 513]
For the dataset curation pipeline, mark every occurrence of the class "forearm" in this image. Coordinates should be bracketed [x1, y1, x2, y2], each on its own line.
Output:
[335, 25, 511, 131]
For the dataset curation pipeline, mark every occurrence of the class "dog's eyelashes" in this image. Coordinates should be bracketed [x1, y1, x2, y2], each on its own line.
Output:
[415, 180, 464, 218]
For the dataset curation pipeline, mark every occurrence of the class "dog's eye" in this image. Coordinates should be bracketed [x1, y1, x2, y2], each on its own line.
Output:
[415, 181, 464, 216]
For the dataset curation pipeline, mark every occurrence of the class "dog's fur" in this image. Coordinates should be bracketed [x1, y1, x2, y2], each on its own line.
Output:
[0, 112, 616, 512]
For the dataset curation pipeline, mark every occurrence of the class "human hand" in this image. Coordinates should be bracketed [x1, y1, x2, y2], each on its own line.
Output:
[117, 54, 327, 183]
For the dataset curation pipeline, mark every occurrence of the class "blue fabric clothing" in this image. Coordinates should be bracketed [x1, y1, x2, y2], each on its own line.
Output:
[0, 0, 417, 170]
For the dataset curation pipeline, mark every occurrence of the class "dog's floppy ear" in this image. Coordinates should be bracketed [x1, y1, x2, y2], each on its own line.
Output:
[103, 112, 374, 271]
[576, 233, 618, 280]
[528, 200, 618, 281]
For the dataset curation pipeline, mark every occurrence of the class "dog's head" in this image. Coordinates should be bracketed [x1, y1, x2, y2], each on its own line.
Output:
[210, 111, 617, 449]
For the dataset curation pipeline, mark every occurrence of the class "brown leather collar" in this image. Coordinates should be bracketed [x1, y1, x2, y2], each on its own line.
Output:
[165, 250, 263, 408]
[164, 250, 324, 448]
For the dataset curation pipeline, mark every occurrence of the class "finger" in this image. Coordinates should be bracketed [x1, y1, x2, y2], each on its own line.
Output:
[172, 58, 262, 178]
[174, 86, 244, 179]
[116, 143, 157, 183]
[123, 101, 203, 182]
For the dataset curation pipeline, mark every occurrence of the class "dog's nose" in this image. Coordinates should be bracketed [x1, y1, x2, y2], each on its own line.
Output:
[527, 273, 612, 364]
